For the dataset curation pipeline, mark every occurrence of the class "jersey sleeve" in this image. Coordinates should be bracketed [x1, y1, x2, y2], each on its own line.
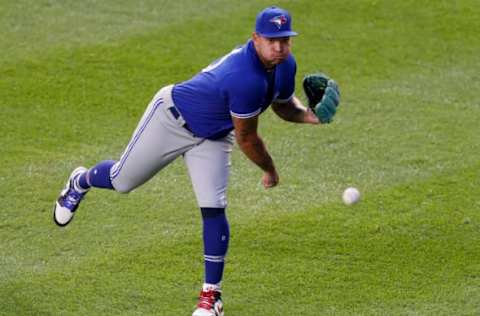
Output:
[223, 73, 266, 119]
[273, 55, 297, 104]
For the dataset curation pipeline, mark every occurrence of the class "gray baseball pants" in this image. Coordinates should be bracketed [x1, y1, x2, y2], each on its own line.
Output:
[109, 85, 234, 208]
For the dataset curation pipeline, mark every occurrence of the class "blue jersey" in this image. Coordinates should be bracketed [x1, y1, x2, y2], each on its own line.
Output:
[172, 39, 296, 140]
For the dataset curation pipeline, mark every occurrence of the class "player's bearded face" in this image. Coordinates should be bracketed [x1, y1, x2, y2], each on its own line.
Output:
[253, 34, 291, 68]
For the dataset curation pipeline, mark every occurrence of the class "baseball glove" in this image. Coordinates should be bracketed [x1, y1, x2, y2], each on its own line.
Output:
[303, 73, 340, 124]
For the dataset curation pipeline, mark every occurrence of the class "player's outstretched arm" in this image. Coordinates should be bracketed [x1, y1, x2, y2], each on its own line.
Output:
[272, 96, 319, 124]
[232, 115, 279, 188]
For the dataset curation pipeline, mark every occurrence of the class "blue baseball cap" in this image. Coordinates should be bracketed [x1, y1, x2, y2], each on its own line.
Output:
[255, 6, 298, 38]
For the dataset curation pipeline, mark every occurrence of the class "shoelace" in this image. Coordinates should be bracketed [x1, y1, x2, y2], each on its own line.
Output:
[197, 290, 221, 310]
[63, 189, 84, 208]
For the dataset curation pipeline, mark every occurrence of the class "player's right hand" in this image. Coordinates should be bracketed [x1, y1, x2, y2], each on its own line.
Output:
[304, 108, 320, 124]
[262, 170, 279, 189]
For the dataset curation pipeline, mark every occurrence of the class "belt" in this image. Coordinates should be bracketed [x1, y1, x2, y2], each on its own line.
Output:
[168, 106, 193, 133]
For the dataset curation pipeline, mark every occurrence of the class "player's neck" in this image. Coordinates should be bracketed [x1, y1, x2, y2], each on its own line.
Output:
[256, 54, 276, 71]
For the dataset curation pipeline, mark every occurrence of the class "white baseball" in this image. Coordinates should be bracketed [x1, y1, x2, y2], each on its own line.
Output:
[342, 187, 360, 205]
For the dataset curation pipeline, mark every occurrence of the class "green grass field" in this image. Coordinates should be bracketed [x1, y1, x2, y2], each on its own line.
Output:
[1, 0, 479, 315]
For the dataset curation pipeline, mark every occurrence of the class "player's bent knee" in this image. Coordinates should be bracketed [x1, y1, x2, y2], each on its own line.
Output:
[114, 186, 132, 194]
[111, 180, 136, 194]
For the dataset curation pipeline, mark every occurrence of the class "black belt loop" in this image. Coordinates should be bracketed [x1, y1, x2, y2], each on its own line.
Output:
[169, 106, 181, 120]
[168, 106, 193, 133]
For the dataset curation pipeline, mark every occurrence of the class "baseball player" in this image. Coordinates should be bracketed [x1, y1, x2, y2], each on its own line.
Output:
[53, 6, 339, 316]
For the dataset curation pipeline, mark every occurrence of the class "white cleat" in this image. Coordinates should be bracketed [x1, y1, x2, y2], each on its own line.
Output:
[53, 167, 88, 227]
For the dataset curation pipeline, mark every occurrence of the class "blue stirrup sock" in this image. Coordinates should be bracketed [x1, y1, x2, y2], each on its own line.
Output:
[201, 207, 230, 286]
[77, 160, 116, 190]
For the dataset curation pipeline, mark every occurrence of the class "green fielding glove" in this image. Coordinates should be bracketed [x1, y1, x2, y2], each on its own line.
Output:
[303, 73, 329, 107]
[303, 73, 341, 124]
[315, 81, 340, 124]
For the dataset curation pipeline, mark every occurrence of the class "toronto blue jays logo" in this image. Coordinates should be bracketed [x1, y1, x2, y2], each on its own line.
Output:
[269, 15, 287, 29]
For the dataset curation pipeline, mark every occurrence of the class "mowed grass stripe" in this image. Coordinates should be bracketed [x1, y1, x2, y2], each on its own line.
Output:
[0, 0, 478, 179]
[2, 0, 479, 110]
[0, 0, 286, 65]
[1, 163, 479, 315]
